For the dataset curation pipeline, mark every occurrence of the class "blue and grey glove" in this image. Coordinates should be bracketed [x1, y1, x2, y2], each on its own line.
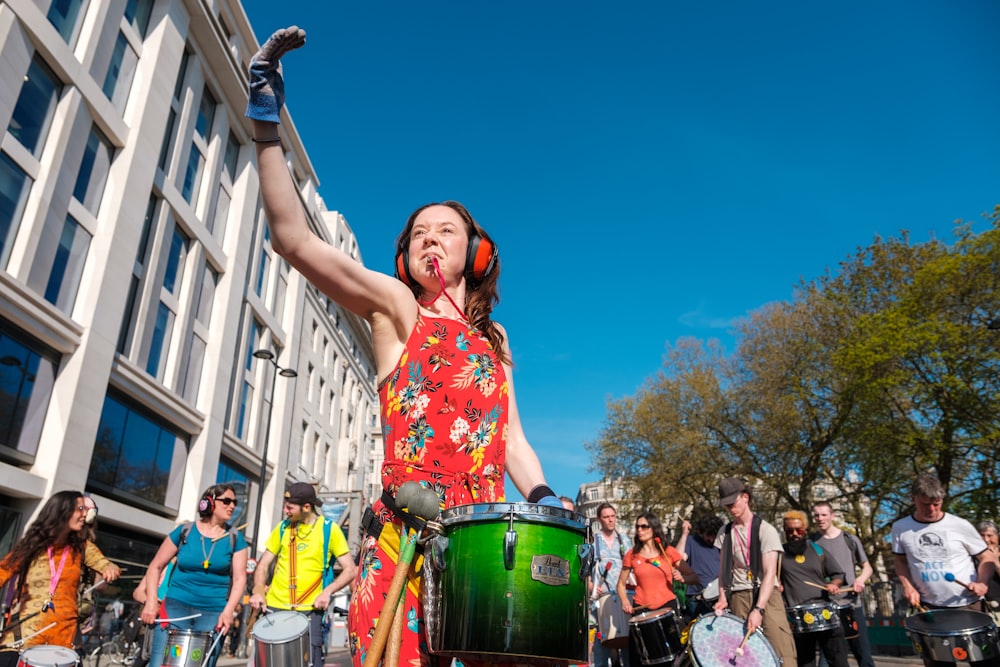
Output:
[537, 495, 564, 509]
[246, 26, 306, 123]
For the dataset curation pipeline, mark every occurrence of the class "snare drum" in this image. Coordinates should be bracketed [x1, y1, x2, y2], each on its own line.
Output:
[786, 602, 841, 634]
[630, 607, 682, 665]
[17, 646, 80, 667]
[162, 630, 214, 667]
[253, 611, 310, 667]
[903, 609, 1000, 664]
[423, 502, 589, 665]
[687, 613, 779, 667]
[835, 601, 859, 640]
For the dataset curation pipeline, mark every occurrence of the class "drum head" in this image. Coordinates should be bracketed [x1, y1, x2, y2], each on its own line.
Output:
[701, 579, 719, 601]
[254, 611, 310, 642]
[904, 609, 995, 635]
[440, 502, 584, 532]
[688, 613, 779, 667]
[19, 645, 79, 667]
[631, 607, 676, 626]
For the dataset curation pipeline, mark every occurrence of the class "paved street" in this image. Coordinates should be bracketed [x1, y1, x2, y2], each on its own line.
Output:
[217, 646, 923, 667]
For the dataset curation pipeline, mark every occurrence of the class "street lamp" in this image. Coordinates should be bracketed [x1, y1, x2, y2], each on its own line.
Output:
[250, 349, 297, 551]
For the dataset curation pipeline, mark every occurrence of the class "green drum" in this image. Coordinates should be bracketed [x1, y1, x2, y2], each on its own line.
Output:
[424, 502, 591, 665]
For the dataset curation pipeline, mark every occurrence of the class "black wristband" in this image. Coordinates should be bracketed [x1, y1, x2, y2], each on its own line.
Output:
[753, 606, 766, 615]
[527, 485, 556, 504]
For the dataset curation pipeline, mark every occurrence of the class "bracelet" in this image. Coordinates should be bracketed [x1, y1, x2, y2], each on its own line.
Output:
[753, 606, 766, 615]
[252, 137, 281, 144]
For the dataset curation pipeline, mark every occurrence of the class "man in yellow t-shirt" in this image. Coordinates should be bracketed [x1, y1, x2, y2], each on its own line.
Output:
[250, 482, 356, 667]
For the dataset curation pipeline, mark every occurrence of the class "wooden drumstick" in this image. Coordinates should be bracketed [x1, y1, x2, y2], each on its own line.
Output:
[363, 484, 439, 667]
[733, 626, 753, 658]
[385, 593, 406, 667]
[944, 573, 972, 588]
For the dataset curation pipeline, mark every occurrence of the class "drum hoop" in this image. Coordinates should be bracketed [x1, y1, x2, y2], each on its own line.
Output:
[440, 502, 584, 531]
[903, 609, 996, 636]
[631, 607, 677, 624]
[19, 646, 80, 659]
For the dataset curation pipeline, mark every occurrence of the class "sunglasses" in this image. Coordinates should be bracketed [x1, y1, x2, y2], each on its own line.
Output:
[785, 526, 807, 535]
[215, 497, 238, 506]
[635, 523, 651, 530]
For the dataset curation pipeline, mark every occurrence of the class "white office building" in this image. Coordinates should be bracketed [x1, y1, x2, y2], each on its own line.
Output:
[0, 0, 380, 573]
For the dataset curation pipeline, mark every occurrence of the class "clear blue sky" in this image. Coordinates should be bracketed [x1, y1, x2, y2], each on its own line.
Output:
[239, 1, 1000, 501]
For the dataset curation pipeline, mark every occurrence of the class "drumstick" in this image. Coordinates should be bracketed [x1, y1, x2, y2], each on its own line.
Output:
[204, 628, 226, 666]
[82, 577, 106, 595]
[12, 621, 56, 649]
[733, 626, 753, 658]
[155, 613, 203, 623]
[363, 484, 439, 667]
[385, 596, 406, 667]
[943, 573, 973, 589]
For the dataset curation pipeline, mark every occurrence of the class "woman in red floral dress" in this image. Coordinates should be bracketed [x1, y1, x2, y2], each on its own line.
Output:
[250, 65, 561, 665]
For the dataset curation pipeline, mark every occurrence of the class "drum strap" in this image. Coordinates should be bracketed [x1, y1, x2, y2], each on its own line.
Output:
[380, 490, 429, 536]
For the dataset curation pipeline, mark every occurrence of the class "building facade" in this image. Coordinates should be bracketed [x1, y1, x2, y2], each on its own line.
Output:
[0, 0, 378, 575]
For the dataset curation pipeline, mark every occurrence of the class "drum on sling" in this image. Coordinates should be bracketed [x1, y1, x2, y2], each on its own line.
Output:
[17, 646, 80, 667]
[686, 613, 779, 667]
[629, 607, 682, 665]
[162, 630, 214, 667]
[424, 502, 591, 665]
[835, 601, 859, 640]
[903, 609, 1000, 664]
[252, 611, 311, 667]
[699, 579, 720, 604]
[786, 602, 841, 634]
[597, 592, 630, 648]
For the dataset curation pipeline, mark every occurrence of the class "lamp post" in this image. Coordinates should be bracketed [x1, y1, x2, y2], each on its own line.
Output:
[250, 349, 297, 551]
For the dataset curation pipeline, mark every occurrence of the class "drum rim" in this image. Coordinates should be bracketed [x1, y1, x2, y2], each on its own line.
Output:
[630, 607, 678, 623]
[903, 608, 996, 634]
[440, 502, 584, 529]
[19, 645, 79, 658]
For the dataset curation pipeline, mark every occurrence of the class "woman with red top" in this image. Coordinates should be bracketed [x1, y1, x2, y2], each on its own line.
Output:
[245, 27, 562, 667]
[617, 513, 696, 666]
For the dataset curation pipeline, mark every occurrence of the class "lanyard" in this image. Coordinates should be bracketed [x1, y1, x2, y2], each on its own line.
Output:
[45, 546, 70, 610]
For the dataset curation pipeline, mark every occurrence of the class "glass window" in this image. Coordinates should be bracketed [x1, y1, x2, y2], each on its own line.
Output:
[181, 334, 205, 402]
[102, 31, 138, 112]
[209, 186, 229, 237]
[8, 56, 62, 156]
[236, 380, 251, 439]
[0, 329, 57, 464]
[217, 460, 250, 537]
[173, 52, 189, 103]
[0, 154, 32, 267]
[180, 144, 204, 204]
[73, 126, 114, 215]
[194, 265, 217, 326]
[162, 227, 188, 294]
[43, 215, 91, 313]
[195, 87, 217, 138]
[46, 0, 85, 43]
[89, 391, 188, 511]
[118, 197, 157, 355]
[124, 0, 154, 37]
[145, 301, 173, 377]
[223, 131, 240, 180]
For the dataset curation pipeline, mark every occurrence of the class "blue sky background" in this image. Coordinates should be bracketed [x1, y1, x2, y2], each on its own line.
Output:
[238, 1, 1000, 501]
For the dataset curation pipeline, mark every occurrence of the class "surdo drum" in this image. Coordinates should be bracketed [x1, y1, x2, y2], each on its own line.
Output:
[252, 611, 311, 667]
[903, 609, 1000, 664]
[424, 502, 591, 665]
[17, 646, 80, 667]
[686, 613, 779, 667]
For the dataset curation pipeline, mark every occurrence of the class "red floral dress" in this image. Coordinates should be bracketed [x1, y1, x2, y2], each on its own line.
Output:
[348, 315, 509, 667]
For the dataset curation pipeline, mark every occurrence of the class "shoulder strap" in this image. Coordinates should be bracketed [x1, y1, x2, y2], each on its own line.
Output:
[276, 518, 291, 555]
[811, 540, 824, 557]
[179, 521, 194, 545]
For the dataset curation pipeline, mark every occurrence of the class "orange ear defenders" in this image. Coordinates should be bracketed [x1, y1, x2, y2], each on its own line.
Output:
[395, 233, 498, 286]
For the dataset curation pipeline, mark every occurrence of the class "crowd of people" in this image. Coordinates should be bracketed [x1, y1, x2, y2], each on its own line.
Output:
[589, 474, 1000, 667]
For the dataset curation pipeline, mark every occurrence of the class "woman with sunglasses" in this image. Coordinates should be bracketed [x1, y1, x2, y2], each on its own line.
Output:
[0, 491, 121, 667]
[140, 484, 247, 667]
[617, 513, 696, 665]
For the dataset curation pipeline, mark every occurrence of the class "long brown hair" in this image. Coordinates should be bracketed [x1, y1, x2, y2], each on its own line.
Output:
[395, 201, 508, 365]
[3, 491, 87, 588]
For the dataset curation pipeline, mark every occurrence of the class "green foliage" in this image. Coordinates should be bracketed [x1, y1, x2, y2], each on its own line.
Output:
[587, 206, 1000, 562]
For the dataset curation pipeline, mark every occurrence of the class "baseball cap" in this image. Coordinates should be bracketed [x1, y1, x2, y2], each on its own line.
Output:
[718, 477, 749, 506]
[284, 482, 322, 507]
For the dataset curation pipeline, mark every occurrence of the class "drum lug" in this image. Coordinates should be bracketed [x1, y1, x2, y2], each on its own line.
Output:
[579, 544, 593, 580]
[504, 529, 518, 570]
[429, 536, 450, 571]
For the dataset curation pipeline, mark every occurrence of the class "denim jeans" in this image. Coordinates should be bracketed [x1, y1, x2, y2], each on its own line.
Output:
[147, 598, 224, 667]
